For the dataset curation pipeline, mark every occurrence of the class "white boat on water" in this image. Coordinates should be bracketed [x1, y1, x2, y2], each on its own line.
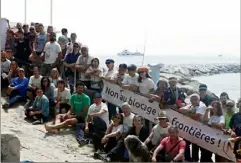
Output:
[117, 49, 144, 56]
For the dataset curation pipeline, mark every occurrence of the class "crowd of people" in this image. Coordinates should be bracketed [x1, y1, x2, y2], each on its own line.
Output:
[1, 19, 241, 162]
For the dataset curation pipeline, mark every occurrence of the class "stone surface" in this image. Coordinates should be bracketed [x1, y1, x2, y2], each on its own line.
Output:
[1, 97, 101, 162]
[1, 134, 20, 162]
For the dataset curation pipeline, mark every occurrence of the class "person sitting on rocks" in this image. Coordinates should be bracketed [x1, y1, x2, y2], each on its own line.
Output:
[41, 76, 55, 107]
[121, 102, 135, 133]
[1, 50, 11, 90]
[2, 68, 29, 109]
[49, 68, 62, 88]
[121, 64, 139, 91]
[54, 79, 71, 115]
[83, 93, 109, 149]
[152, 125, 186, 162]
[98, 114, 124, 157]
[25, 88, 49, 124]
[163, 77, 186, 109]
[144, 111, 169, 151]
[6, 61, 19, 87]
[27, 66, 42, 101]
[149, 78, 169, 109]
[44, 81, 90, 134]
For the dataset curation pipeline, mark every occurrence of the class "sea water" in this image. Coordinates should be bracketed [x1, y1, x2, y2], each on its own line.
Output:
[193, 73, 240, 101]
[97, 55, 240, 100]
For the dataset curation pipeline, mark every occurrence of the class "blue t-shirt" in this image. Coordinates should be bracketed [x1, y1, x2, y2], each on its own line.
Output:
[36, 33, 47, 52]
[230, 112, 241, 136]
[10, 77, 29, 96]
[64, 52, 81, 64]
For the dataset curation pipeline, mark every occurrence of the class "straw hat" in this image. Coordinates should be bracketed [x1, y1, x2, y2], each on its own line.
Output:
[156, 111, 167, 119]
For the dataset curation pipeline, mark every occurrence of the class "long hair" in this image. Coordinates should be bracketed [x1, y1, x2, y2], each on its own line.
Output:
[41, 76, 50, 90]
[156, 78, 169, 92]
[138, 72, 151, 83]
[132, 115, 145, 127]
[210, 101, 223, 116]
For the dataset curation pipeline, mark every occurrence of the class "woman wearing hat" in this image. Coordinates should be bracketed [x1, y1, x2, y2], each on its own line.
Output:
[136, 66, 155, 96]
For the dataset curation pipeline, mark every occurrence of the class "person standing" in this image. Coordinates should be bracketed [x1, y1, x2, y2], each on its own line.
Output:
[40, 32, 62, 76]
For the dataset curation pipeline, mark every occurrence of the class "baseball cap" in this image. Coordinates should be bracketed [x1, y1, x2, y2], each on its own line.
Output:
[127, 64, 137, 71]
[119, 63, 127, 69]
[199, 84, 207, 91]
[94, 93, 102, 98]
[168, 77, 177, 82]
[105, 59, 114, 64]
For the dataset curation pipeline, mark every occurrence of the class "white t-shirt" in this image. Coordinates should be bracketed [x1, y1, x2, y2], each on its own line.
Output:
[122, 73, 139, 85]
[112, 124, 124, 134]
[44, 42, 61, 64]
[28, 75, 43, 87]
[104, 69, 117, 78]
[151, 124, 169, 145]
[138, 78, 155, 95]
[183, 101, 207, 120]
[123, 112, 135, 132]
[76, 55, 94, 81]
[54, 88, 71, 102]
[1, 59, 11, 73]
[208, 115, 225, 125]
[88, 102, 109, 126]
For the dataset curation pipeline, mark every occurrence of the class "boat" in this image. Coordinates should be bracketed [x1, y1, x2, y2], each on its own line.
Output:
[117, 49, 144, 56]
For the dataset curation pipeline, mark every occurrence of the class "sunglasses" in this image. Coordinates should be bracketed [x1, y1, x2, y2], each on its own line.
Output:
[139, 71, 144, 73]
[227, 105, 234, 107]
[73, 45, 79, 48]
[30, 28, 34, 31]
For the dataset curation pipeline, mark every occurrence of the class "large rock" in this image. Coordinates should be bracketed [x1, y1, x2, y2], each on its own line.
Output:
[1, 134, 20, 162]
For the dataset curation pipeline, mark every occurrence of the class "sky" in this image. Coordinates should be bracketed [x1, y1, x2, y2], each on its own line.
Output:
[1, 0, 240, 56]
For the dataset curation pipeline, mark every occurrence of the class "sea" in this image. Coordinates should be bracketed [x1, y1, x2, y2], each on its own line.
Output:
[95, 55, 240, 101]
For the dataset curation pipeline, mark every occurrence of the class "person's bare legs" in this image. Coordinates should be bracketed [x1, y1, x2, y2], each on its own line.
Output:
[45, 118, 78, 133]
[47, 114, 64, 133]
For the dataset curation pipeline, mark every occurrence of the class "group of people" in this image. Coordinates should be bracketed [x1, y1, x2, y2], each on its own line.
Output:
[1, 19, 241, 162]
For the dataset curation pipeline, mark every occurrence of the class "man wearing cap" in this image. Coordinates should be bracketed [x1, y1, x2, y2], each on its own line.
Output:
[193, 84, 216, 162]
[84, 93, 109, 149]
[102, 59, 117, 80]
[2, 68, 29, 109]
[121, 64, 139, 91]
[163, 77, 185, 109]
[110, 63, 127, 85]
[76, 45, 94, 89]
[199, 84, 216, 107]
[40, 32, 62, 76]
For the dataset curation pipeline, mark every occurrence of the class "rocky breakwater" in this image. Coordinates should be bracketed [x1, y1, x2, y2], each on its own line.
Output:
[160, 63, 240, 77]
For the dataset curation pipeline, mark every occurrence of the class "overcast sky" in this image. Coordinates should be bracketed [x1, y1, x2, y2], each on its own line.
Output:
[1, 0, 240, 56]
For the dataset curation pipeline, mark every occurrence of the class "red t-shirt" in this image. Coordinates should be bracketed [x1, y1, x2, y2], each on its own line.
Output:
[160, 137, 186, 157]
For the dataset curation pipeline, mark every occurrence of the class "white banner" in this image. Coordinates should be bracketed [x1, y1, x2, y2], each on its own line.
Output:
[102, 81, 236, 161]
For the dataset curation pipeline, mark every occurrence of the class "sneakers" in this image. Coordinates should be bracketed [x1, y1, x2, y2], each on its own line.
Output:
[77, 139, 89, 146]
[93, 152, 111, 162]
[2, 103, 9, 109]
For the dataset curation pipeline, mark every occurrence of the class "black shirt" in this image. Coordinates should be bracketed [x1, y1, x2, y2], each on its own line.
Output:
[15, 39, 31, 62]
[125, 126, 149, 142]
